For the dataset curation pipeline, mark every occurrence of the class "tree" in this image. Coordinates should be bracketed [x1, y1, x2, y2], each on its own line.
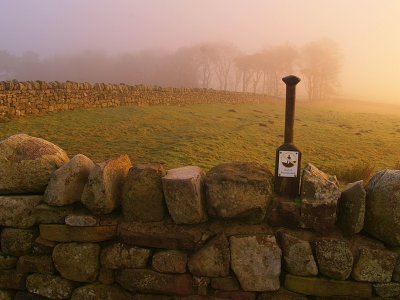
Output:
[300, 39, 342, 101]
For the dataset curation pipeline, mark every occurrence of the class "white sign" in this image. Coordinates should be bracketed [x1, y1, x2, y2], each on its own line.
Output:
[278, 151, 299, 177]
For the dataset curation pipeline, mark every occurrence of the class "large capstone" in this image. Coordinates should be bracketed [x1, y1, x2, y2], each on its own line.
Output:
[122, 163, 166, 222]
[0, 134, 69, 194]
[162, 166, 206, 224]
[52, 242, 100, 282]
[300, 164, 341, 233]
[230, 235, 281, 292]
[81, 155, 131, 214]
[205, 162, 273, 222]
[44, 154, 95, 206]
[365, 170, 400, 246]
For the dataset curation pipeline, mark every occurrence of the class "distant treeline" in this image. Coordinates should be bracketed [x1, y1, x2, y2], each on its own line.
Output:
[0, 38, 341, 101]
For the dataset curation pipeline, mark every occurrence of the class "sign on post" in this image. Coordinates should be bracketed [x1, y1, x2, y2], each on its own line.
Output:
[274, 75, 302, 198]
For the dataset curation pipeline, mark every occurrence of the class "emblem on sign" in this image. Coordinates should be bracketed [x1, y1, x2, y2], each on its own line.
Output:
[278, 151, 299, 177]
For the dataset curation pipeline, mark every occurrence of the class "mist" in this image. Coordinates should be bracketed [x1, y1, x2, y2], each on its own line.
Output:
[1, 0, 400, 104]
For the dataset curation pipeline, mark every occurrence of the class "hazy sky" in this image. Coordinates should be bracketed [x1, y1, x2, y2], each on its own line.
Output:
[1, 0, 400, 103]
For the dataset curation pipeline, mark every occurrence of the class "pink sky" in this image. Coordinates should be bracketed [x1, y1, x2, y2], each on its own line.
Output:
[1, 0, 400, 103]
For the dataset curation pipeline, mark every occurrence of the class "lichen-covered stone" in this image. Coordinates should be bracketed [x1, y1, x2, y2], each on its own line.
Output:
[277, 231, 318, 276]
[162, 166, 206, 224]
[100, 242, 150, 269]
[81, 155, 131, 214]
[336, 181, 366, 236]
[365, 170, 400, 246]
[300, 164, 340, 233]
[284, 274, 372, 298]
[152, 250, 187, 274]
[351, 248, 397, 282]
[0, 196, 42, 228]
[313, 238, 353, 280]
[0, 253, 18, 270]
[39, 224, 116, 242]
[26, 273, 74, 299]
[116, 269, 192, 296]
[230, 235, 281, 292]
[16, 255, 55, 275]
[52, 242, 100, 282]
[1, 228, 36, 256]
[122, 163, 166, 222]
[33, 203, 87, 224]
[205, 162, 273, 222]
[44, 154, 95, 206]
[65, 214, 98, 226]
[373, 282, 400, 297]
[188, 234, 229, 277]
[0, 134, 69, 194]
[71, 283, 132, 300]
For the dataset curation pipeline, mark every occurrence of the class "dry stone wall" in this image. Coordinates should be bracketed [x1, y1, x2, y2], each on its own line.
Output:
[0, 80, 271, 118]
[0, 133, 400, 299]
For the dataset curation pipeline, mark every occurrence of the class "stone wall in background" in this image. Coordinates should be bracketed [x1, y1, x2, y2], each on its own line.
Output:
[0, 80, 271, 118]
[0, 133, 400, 299]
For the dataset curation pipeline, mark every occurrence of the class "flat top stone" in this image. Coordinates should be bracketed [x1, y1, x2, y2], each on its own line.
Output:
[206, 162, 272, 183]
[163, 166, 203, 180]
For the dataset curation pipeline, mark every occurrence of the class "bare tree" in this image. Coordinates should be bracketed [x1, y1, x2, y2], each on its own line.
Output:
[300, 38, 342, 101]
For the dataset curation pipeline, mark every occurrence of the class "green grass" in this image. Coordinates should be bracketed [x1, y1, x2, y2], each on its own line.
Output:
[1, 99, 400, 183]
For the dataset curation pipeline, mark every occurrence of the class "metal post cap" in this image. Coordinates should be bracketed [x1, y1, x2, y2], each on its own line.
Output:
[282, 75, 301, 85]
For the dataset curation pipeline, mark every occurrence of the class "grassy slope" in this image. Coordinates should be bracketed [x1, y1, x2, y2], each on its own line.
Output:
[1, 98, 400, 181]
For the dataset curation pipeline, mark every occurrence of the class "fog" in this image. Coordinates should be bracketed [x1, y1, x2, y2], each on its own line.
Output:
[1, 0, 400, 103]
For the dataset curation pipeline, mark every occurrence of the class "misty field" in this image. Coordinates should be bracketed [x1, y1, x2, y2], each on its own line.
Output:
[1, 99, 400, 183]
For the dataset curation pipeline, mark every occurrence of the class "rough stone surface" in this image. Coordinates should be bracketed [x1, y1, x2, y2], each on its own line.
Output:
[1, 228, 36, 256]
[284, 274, 372, 298]
[122, 163, 166, 222]
[300, 164, 341, 233]
[52, 242, 100, 282]
[336, 181, 366, 236]
[0, 134, 69, 194]
[0, 290, 14, 300]
[373, 282, 400, 297]
[44, 154, 95, 206]
[81, 155, 131, 214]
[98, 267, 114, 285]
[0, 270, 26, 289]
[39, 224, 116, 242]
[65, 214, 98, 226]
[0, 253, 18, 270]
[213, 291, 255, 300]
[100, 242, 150, 269]
[393, 248, 400, 282]
[188, 234, 230, 277]
[193, 276, 209, 296]
[162, 166, 206, 224]
[365, 169, 400, 246]
[152, 250, 187, 274]
[267, 199, 302, 228]
[33, 203, 87, 224]
[205, 162, 273, 222]
[277, 231, 318, 276]
[230, 235, 281, 292]
[71, 283, 132, 300]
[116, 269, 192, 296]
[351, 248, 397, 282]
[16, 255, 55, 275]
[210, 276, 240, 291]
[26, 273, 74, 299]
[118, 222, 206, 250]
[314, 238, 353, 280]
[258, 289, 308, 300]
[0, 195, 42, 228]
[32, 237, 56, 255]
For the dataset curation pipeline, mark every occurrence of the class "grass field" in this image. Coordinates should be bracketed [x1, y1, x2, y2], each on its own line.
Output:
[1, 99, 400, 183]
